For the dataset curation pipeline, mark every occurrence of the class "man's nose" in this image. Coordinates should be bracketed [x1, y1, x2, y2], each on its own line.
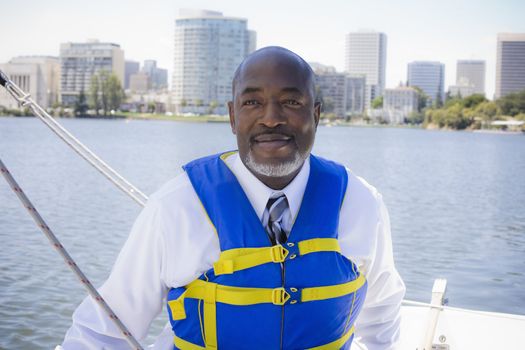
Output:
[260, 101, 285, 127]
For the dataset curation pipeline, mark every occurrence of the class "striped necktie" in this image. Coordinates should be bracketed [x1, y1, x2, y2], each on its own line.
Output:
[264, 194, 289, 245]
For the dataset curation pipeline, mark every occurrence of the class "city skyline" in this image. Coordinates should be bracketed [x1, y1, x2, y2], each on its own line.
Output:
[1, 0, 524, 99]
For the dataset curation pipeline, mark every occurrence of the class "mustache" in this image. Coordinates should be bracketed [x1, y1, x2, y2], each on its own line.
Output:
[250, 126, 294, 140]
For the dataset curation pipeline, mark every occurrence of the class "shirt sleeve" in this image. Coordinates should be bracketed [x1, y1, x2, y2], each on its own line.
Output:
[351, 194, 406, 350]
[61, 197, 168, 349]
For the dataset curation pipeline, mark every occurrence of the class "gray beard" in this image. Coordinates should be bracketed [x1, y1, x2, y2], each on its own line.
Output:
[243, 150, 306, 178]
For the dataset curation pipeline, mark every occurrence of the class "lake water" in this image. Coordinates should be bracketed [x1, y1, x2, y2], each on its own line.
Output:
[1, 117, 524, 348]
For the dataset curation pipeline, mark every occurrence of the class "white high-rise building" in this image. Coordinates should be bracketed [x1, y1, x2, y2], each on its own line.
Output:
[0, 56, 60, 110]
[173, 9, 256, 114]
[407, 61, 445, 105]
[60, 40, 125, 106]
[495, 33, 525, 98]
[345, 31, 387, 110]
[455, 60, 485, 96]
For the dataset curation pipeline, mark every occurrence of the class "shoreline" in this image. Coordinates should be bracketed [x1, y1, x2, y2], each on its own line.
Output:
[1, 114, 523, 133]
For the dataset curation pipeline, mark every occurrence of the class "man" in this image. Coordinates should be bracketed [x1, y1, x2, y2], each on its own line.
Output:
[63, 46, 405, 349]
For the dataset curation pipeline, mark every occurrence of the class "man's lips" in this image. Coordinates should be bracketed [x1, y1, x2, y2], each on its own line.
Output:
[251, 133, 293, 150]
[253, 133, 292, 142]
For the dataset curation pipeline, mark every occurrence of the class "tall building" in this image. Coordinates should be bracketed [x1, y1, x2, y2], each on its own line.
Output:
[407, 61, 445, 105]
[142, 60, 168, 89]
[60, 40, 125, 106]
[495, 33, 525, 98]
[456, 60, 485, 96]
[315, 71, 347, 118]
[345, 31, 387, 110]
[0, 56, 60, 110]
[383, 87, 418, 124]
[173, 9, 256, 114]
[124, 60, 139, 89]
[311, 63, 366, 118]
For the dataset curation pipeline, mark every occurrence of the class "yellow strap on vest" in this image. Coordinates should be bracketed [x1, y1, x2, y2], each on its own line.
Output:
[298, 238, 341, 255]
[174, 325, 355, 350]
[214, 244, 289, 275]
[184, 279, 291, 306]
[302, 274, 366, 302]
[170, 274, 365, 320]
[214, 238, 340, 276]
[170, 244, 363, 350]
[203, 283, 217, 349]
[174, 334, 206, 349]
[306, 325, 355, 350]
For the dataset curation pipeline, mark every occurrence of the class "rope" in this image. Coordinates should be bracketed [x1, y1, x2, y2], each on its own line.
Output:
[0, 159, 143, 350]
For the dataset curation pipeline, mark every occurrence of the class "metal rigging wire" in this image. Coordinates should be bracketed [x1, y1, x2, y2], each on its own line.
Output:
[0, 70, 145, 349]
[0, 70, 148, 207]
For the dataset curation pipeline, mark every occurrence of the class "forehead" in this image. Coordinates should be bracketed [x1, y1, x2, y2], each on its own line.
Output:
[234, 54, 312, 95]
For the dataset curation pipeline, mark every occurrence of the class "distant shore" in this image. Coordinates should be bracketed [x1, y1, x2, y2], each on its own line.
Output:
[0, 113, 230, 123]
[1, 114, 523, 133]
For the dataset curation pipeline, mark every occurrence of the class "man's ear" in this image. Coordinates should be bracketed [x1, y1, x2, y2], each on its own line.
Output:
[314, 101, 321, 128]
[228, 101, 236, 134]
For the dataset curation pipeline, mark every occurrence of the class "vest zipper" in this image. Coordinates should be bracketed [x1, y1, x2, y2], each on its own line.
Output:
[279, 261, 286, 350]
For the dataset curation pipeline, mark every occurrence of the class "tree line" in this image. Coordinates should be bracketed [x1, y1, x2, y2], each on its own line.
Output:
[423, 90, 525, 130]
[74, 70, 124, 117]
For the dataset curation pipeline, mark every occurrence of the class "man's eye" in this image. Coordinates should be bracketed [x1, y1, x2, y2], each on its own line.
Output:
[283, 99, 300, 106]
[243, 100, 259, 106]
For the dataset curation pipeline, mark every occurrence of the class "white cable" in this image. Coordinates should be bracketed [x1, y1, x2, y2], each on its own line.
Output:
[0, 159, 144, 350]
[1, 71, 148, 207]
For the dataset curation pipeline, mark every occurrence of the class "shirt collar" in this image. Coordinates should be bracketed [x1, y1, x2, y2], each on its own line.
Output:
[224, 152, 310, 222]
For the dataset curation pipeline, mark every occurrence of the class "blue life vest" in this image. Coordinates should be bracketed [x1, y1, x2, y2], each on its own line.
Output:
[166, 152, 367, 349]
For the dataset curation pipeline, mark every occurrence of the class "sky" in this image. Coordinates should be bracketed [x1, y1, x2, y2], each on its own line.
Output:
[1, 0, 524, 99]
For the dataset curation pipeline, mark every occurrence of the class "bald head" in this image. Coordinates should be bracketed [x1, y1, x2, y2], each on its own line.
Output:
[232, 46, 316, 99]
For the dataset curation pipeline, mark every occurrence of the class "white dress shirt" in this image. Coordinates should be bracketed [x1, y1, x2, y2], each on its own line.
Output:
[62, 152, 405, 350]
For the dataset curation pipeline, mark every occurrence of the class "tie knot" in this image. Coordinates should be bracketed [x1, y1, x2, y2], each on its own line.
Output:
[266, 193, 285, 208]
[264, 194, 289, 245]
[267, 194, 288, 221]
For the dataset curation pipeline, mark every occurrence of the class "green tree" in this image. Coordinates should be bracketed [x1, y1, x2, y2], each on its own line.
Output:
[462, 94, 487, 109]
[412, 86, 428, 112]
[147, 102, 156, 113]
[89, 71, 124, 116]
[89, 74, 101, 116]
[474, 101, 499, 121]
[406, 111, 424, 125]
[434, 91, 444, 108]
[444, 95, 463, 109]
[497, 89, 525, 116]
[74, 90, 89, 116]
[371, 96, 383, 109]
[98, 70, 110, 116]
[195, 99, 203, 108]
[208, 100, 219, 114]
[322, 97, 335, 114]
[180, 99, 187, 107]
[513, 112, 525, 121]
[105, 74, 124, 113]
[445, 90, 453, 103]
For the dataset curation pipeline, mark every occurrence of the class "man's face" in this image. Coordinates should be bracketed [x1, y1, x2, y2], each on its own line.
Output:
[228, 52, 320, 188]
